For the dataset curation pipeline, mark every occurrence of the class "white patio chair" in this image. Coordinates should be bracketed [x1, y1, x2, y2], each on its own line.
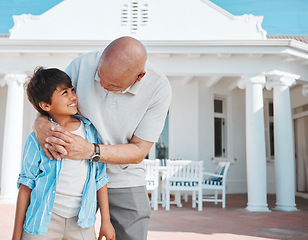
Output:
[198, 161, 231, 208]
[144, 159, 160, 210]
[164, 160, 203, 211]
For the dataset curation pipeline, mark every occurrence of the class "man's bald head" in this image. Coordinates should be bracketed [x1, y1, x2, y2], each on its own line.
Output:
[98, 37, 147, 91]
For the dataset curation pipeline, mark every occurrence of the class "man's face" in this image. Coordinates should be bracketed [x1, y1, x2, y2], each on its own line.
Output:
[97, 67, 140, 92]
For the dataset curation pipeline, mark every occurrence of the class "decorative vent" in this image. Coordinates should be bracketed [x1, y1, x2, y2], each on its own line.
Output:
[121, 4, 129, 25]
[141, 3, 148, 25]
[121, 1, 149, 33]
[131, 1, 138, 32]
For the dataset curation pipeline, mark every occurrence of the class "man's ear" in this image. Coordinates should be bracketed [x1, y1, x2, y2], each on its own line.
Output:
[136, 70, 146, 82]
[39, 102, 51, 112]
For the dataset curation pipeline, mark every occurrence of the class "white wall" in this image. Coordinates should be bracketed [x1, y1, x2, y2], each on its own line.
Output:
[227, 88, 247, 193]
[10, 0, 265, 40]
[194, 78, 248, 193]
[291, 85, 308, 109]
[169, 77, 199, 160]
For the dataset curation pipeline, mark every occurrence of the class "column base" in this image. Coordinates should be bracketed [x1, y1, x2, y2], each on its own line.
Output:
[246, 204, 271, 212]
[0, 196, 16, 204]
[275, 203, 298, 212]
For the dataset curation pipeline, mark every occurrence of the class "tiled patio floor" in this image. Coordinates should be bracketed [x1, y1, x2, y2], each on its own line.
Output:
[148, 194, 308, 240]
[1, 194, 308, 239]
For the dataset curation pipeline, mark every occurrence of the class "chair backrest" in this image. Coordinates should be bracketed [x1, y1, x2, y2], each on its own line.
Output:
[166, 160, 203, 182]
[144, 159, 159, 187]
[214, 161, 231, 182]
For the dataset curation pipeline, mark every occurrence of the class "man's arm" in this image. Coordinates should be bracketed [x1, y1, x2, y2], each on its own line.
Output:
[12, 185, 31, 240]
[45, 127, 153, 164]
[98, 135, 153, 164]
[97, 185, 115, 240]
[34, 114, 153, 164]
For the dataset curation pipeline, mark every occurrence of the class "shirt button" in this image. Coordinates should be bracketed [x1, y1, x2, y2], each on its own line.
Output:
[49, 212, 52, 215]
[52, 191, 55, 194]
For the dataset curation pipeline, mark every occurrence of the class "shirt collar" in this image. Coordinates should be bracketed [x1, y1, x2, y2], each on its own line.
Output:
[94, 63, 148, 96]
[48, 114, 91, 127]
[94, 70, 100, 83]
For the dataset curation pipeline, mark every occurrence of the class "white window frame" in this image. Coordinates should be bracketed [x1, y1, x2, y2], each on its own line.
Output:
[214, 97, 226, 158]
[212, 95, 234, 164]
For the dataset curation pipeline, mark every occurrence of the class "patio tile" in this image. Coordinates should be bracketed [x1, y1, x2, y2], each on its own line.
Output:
[1, 194, 308, 240]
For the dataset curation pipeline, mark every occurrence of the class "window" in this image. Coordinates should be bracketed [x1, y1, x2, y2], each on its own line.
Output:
[265, 100, 275, 161]
[145, 112, 169, 160]
[214, 98, 227, 158]
[155, 112, 169, 159]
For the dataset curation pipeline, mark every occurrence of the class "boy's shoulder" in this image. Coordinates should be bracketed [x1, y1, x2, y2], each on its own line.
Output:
[72, 114, 97, 137]
[25, 131, 41, 151]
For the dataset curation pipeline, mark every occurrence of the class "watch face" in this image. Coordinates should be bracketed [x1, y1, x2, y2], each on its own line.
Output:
[91, 154, 100, 162]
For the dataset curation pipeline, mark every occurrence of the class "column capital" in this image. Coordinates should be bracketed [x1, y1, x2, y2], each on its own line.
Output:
[264, 70, 299, 90]
[302, 85, 308, 97]
[4, 73, 29, 86]
[237, 74, 266, 90]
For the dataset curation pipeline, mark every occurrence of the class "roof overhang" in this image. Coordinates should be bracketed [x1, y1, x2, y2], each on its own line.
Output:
[0, 39, 307, 83]
[0, 39, 307, 56]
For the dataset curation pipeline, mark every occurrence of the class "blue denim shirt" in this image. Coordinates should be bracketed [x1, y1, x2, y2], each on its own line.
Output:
[17, 115, 109, 235]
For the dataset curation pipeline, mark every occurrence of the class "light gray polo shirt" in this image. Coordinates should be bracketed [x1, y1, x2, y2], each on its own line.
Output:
[65, 51, 172, 188]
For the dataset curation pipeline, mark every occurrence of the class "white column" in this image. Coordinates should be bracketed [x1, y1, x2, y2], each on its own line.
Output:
[238, 75, 270, 212]
[266, 70, 299, 211]
[0, 73, 27, 204]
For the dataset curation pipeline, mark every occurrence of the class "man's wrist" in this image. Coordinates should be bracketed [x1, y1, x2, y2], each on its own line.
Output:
[89, 143, 101, 162]
[86, 142, 95, 159]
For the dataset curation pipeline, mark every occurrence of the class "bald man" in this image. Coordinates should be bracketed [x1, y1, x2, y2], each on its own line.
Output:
[34, 37, 172, 240]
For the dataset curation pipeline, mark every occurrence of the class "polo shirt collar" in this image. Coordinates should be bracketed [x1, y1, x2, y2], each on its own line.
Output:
[94, 64, 148, 96]
[94, 70, 100, 83]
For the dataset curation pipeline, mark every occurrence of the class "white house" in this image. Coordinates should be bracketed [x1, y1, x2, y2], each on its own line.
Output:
[0, 0, 308, 212]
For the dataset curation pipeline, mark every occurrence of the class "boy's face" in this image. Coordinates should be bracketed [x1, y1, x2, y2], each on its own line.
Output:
[41, 84, 78, 117]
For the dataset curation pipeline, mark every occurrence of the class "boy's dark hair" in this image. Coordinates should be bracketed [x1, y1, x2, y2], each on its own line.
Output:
[26, 67, 73, 115]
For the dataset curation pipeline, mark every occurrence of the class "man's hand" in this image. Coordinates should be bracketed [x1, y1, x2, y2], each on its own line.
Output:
[98, 221, 115, 240]
[33, 115, 93, 161]
[45, 126, 94, 160]
[33, 115, 72, 160]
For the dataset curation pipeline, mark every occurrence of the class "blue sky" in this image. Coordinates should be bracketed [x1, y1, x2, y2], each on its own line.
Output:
[212, 0, 308, 35]
[0, 0, 307, 35]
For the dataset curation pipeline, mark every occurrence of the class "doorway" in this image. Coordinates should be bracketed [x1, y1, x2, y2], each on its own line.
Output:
[294, 116, 308, 197]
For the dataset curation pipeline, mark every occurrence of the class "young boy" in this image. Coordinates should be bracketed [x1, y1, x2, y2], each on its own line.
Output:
[12, 67, 115, 240]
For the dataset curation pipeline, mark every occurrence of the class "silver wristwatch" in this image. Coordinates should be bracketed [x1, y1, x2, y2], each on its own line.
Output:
[90, 143, 100, 162]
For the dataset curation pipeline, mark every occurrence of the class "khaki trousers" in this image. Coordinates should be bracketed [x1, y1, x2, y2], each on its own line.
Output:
[21, 213, 96, 240]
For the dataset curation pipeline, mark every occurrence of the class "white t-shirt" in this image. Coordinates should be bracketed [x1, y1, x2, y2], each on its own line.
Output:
[65, 51, 172, 188]
[53, 122, 89, 218]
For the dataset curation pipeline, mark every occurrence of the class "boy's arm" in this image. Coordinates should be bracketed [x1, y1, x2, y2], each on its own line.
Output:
[97, 186, 115, 240]
[12, 133, 41, 240]
[12, 185, 31, 240]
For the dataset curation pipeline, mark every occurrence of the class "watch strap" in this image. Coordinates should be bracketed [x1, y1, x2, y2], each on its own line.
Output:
[90, 143, 100, 162]
[93, 143, 100, 155]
